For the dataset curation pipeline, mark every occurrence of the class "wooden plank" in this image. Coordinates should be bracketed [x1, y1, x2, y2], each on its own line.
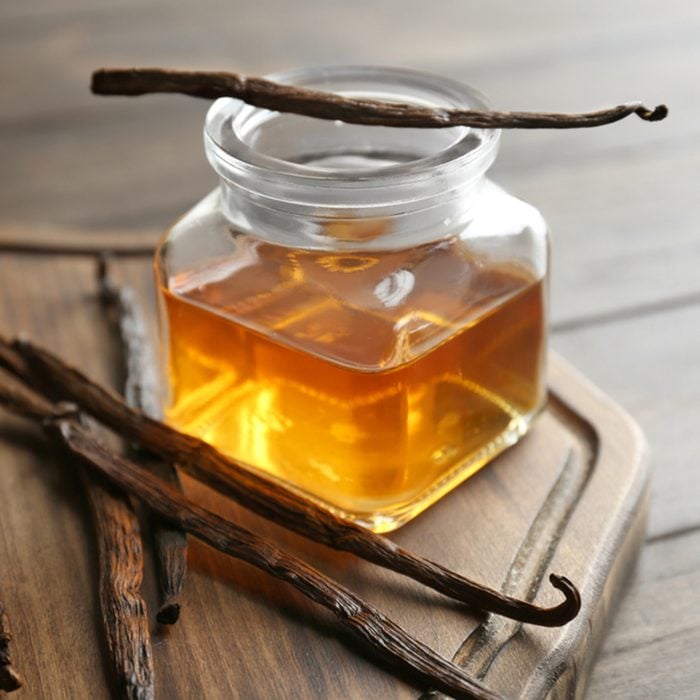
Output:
[0, 0, 163, 23]
[587, 529, 700, 699]
[0, 108, 214, 230]
[0, 225, 159, 256]
[520, 143, 700, 324]
[553, 301, 700, 539]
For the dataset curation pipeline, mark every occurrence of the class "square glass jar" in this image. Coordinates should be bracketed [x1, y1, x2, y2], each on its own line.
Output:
[155, 66, 548, 533]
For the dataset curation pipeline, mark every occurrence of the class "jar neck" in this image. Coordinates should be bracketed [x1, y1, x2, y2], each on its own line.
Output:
[205, 66, 500, 251]
[218, 171, 489, 251]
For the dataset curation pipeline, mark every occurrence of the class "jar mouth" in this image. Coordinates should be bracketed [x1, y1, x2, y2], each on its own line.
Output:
[204, 65, 500, 210]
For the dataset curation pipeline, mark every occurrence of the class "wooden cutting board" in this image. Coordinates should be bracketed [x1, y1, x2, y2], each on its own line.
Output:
[0, 232, 649, 699]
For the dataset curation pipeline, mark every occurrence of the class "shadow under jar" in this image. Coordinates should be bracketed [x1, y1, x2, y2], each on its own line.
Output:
[155, 66, 549, 533]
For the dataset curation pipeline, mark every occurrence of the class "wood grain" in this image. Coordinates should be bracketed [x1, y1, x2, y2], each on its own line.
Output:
[80, 471, 155, 699]
[586, 529, 700, 700]
[553, 303, 700, 539]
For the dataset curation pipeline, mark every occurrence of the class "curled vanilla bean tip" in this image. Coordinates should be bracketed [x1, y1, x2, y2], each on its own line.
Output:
[549, 573, 582, 618]
[156, 601, 181, 626]
[0, 606, 24, 692]
[0, 666, 23, 693]
[635, 104, 668, 121]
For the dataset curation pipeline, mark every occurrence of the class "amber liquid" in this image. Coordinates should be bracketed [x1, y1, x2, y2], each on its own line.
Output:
[160, 241, 546, 532]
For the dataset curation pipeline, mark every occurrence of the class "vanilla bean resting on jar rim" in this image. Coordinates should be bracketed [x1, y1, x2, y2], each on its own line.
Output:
[155, 66, 549, 532]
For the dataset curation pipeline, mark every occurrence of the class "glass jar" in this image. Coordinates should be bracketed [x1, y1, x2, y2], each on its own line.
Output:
[155, 66, 548, 533]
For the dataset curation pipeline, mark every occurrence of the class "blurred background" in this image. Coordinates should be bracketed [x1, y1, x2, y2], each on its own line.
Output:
[1, 1, 699, 698]
[0, 0, 695, 323]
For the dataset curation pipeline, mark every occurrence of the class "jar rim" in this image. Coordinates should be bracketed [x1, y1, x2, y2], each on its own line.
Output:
[204, 65, 500, 209]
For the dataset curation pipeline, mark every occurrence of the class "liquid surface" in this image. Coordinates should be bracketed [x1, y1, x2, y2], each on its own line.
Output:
[160, 240, 546, 531]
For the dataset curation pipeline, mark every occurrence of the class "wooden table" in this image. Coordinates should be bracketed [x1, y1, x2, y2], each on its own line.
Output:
[1, 2, 698, 698]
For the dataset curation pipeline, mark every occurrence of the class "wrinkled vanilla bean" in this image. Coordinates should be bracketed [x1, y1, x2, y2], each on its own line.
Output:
[0, 601, 22, 693]
[80, 465, 155, 700]
[92, 67, 668, 129]
[0, 339, 154, 697]
[0, 367, 500, 700]
[97, 258, 187, 625]
[0, 336, 581, 627]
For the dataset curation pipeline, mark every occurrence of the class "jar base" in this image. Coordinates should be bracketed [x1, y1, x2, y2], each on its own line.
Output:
[247, 408, 540, 534]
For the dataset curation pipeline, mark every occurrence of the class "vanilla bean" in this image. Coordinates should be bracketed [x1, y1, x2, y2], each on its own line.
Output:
[53, 414, 154, 698]
[95, 258, 160, 419]
[96, 257, 187, 625]
[0, 369, 500, 700]
[0, 601, 22, 693]
[80, 465, 155, 700]
[92, 67, 667, 130]
[0, 342, 154, 697]
[1, 336, 581, 627]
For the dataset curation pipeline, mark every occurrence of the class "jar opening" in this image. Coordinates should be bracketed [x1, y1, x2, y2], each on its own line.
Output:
[235, 108, 470, 174]
[204, 66, 500, 249]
